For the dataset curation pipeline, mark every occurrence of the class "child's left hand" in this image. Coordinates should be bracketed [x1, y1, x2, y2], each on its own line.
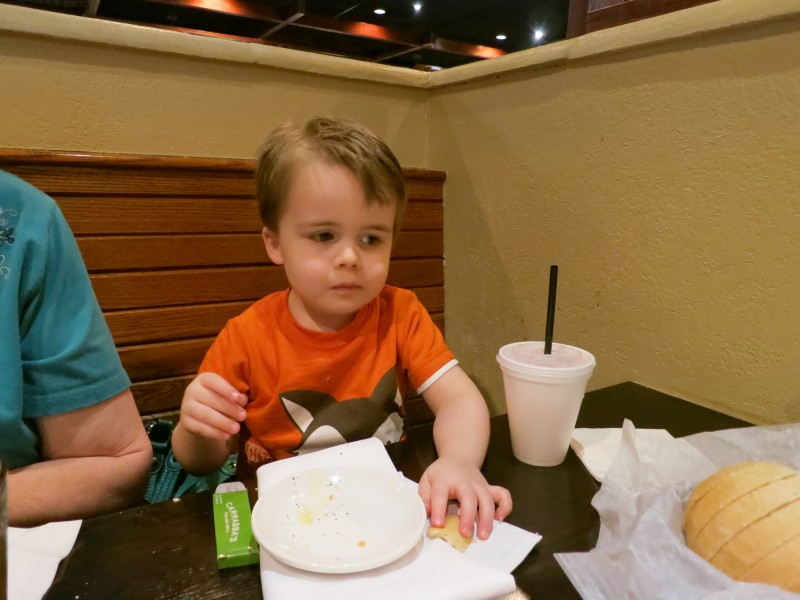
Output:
[418, 456, 512, 541]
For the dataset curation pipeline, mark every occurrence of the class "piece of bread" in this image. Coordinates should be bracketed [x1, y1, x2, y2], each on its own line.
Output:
[683, 460, 800, 593]
[683, 461, 795, 546]
[426, 514, 473, 552]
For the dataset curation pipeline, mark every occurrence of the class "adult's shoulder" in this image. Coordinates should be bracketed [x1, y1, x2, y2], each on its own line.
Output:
[1, 169, 64, 245]
[0, 170, 59, 213]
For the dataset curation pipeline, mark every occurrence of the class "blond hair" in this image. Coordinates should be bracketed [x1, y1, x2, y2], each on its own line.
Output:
[255, 116, 407, 235]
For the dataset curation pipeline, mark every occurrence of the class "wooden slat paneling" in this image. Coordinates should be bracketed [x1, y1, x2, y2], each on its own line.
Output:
[106, 301, 254, 345]
[119, 338, 215, 381]
[128, 310, 444, 415]
[77, 228, 442, 272]
[78, 234, 266, 271]
[412, 287, 444, 315]
[0, 150, 254, 170]
[406, 179, 445, 202]
[90, 266, 288, 309]
[90, 259, 442, 310]
[0, 150, 446, 423]
[0, 150, 441, 198]
[393, 230, 443, 258]
[131, 375, 194, 416]
[120, 309, 444, 386]
[59, 198, 262, 234]
[59, 197, 440, 236]
[402, 201, 443, 231]
[108, 287, 443, 346]
[387, 259, 444, 288]
[3, 164, 256, 197]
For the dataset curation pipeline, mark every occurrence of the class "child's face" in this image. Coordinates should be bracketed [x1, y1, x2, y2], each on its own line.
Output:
[262, 159, 396, 332]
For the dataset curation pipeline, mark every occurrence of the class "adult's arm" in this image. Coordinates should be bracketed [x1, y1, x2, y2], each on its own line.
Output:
[7, 389, 152, 527]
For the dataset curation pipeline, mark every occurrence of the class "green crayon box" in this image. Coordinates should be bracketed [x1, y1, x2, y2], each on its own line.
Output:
[212, 482, 260, 569]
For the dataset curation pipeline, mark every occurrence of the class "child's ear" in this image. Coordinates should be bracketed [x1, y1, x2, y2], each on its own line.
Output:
[262, 227, 284, 265]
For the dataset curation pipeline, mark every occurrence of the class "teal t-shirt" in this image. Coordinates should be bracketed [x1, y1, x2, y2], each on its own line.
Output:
[0, 170, 131, 469]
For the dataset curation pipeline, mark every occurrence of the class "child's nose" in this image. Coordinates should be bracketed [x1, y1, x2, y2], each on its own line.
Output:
[335, 243, 359, 268]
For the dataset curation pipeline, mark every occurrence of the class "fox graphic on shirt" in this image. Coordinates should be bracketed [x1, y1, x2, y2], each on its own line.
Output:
[279, 367, 404, 455]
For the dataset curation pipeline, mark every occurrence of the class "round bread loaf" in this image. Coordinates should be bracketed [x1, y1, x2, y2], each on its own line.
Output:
[683, 461, 800, 593]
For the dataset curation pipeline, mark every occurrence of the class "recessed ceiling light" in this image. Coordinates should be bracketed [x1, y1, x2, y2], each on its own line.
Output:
[413, 2, 422, 12]
[374, 8, 386, 15]
[496, 34, 507, 41]
[534, 29, 545, 42]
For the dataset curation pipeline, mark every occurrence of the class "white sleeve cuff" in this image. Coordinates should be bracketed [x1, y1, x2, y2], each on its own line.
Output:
[415, 358, 459, 395]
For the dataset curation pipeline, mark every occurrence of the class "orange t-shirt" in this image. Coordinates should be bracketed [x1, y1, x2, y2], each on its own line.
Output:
[199, 286, 456, 475]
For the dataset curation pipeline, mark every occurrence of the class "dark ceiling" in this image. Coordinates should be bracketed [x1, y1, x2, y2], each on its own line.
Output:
[4, 0, 572, 70]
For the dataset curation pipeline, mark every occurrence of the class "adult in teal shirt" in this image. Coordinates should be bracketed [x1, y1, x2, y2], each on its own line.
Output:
[0, 169, 152, 526]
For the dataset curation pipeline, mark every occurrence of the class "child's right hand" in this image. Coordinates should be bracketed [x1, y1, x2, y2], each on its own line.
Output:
[178, 372, 248, 441]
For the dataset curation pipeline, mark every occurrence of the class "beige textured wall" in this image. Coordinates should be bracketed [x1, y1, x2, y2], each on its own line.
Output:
[0, 28, 428, 164]
[430, 16, 800, 424]
[3, 2, 799, 425]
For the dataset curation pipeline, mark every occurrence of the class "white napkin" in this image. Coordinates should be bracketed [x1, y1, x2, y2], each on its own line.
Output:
[570, 427, 674, 482]
[256, 438, 540, 600]
[8, 519, 82, 600]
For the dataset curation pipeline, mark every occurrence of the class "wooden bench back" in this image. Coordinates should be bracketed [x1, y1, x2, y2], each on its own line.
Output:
[0, 150, 444, 424]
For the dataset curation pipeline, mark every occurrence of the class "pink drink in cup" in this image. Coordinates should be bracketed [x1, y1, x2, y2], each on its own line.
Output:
[496, 341, 595, 466]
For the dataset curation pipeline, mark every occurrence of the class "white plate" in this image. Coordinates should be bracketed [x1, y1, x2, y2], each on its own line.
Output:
[252, 465, 427, 574]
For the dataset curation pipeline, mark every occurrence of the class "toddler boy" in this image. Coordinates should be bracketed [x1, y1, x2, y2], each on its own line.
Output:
[172, 116, 511, 539]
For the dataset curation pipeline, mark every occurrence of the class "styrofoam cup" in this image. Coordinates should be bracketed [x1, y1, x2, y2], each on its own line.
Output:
[496, 341, 596, 467]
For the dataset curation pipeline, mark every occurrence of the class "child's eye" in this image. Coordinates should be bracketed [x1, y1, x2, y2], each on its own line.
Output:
[310, 231, 335, 242]
[360, 234, 384, 246]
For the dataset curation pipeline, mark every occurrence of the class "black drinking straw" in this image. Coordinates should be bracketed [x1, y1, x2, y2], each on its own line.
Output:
[544, 265, 558, 354]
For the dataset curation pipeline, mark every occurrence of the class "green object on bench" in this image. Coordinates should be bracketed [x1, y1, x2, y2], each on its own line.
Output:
[145, 419, 238, 503]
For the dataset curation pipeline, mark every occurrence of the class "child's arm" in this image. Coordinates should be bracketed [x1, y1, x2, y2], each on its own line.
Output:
[417, 366, 513, 540]
[171, 372, 248, 475]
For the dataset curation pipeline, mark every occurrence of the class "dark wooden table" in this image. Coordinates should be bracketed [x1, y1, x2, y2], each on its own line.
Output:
[43, 382, 749, 600]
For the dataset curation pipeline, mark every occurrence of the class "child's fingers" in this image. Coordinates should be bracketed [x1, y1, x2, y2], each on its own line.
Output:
[196, 389, 245, 426]
[190, 376, 248, 422]
[182, 391, 243, 438]
[427, 485, 450, 528]
[491, 485, 513, 522]
[417, 476, 432, 513]
[181, 409, 239, 440]
[195, 372, 249, 410]
[474, 486, 501, 539]
[190, 420, 237, 441]
[456, 493, 478, 538]
[226, 389, 249, 409]
[460, 485, 512, 540]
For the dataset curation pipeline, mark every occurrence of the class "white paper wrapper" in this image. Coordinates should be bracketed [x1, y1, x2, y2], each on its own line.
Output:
[555, 419, 800, 599]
